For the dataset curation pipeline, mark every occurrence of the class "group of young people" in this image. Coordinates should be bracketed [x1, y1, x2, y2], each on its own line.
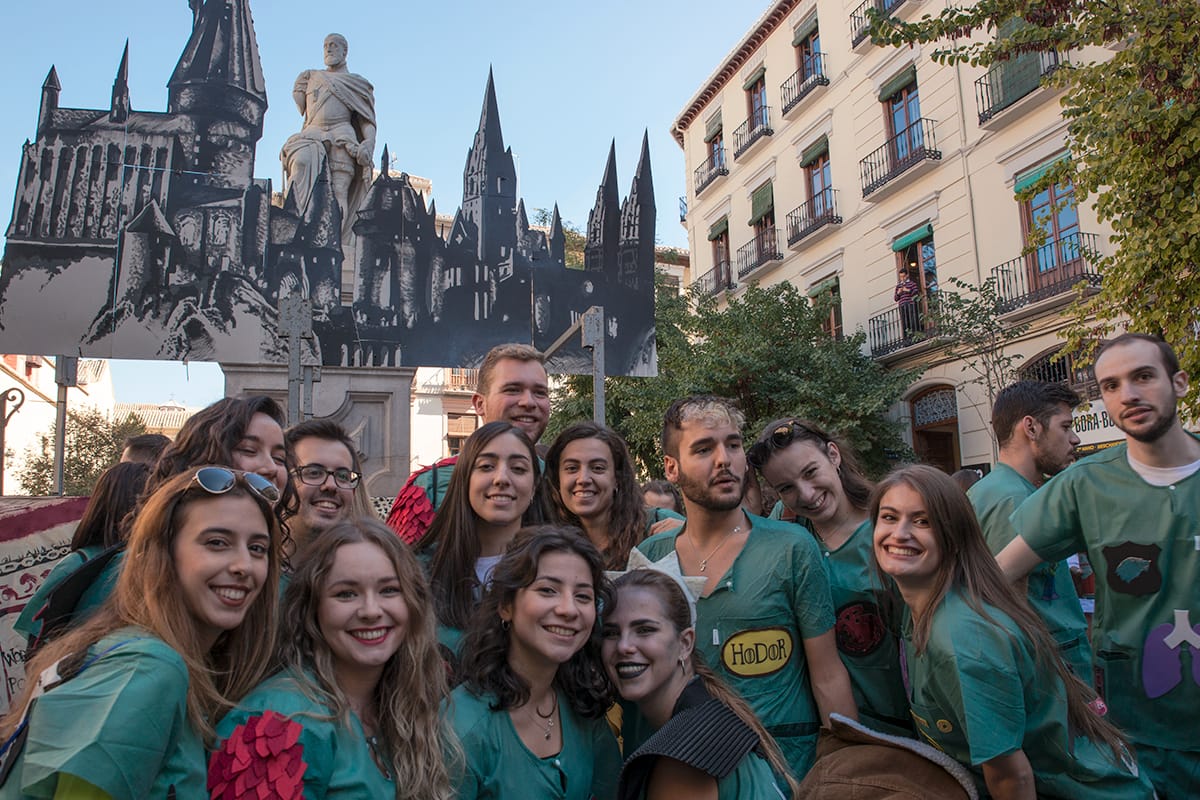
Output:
[0, 333, 1192, 799]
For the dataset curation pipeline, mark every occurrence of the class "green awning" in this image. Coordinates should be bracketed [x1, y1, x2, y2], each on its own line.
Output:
[892, 223, 933, 252]
[799, 135, 829, 167]
[742, 66, 767, 91]
[809, 275, 838, 297]
[878, 65, 917, 101]
[707, 217, 729, 241]
[792, 17, 819, 46]
[704, 112, 723, 143]
[1014, 152, 1071, 194]
[749, 182, 774, 225]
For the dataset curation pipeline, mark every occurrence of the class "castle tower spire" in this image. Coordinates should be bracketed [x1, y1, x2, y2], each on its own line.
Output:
[460, 69, 517, 264]
[585, 140, 620, 272]
[549, 203, 565, 268]
[110, 41, 130, 123]
[168, 0, 267, 129]
[618, 130, 656, 290]
[38, 66, 61, 137]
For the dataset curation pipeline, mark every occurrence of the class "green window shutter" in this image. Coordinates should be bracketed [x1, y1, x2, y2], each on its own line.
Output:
[799, 135, 829, 167]
[749, 183, 775, 225]
[742, 66, 767, 91]
[704, 112, 723, 143]
[878, 65, 917, 102]
[1014, 152, 1071, 194]
[891, 223, 933, 252]
[809, 275, 838, 297]
[707, 217, 729, 241]
[792, 17, 819, 46]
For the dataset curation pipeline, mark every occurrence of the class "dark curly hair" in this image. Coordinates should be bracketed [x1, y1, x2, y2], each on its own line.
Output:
[457, 525, 613, 720]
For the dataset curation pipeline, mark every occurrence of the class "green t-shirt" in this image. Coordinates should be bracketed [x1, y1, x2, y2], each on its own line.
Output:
[447, 686, 621, 800]
[1010, 443, 1200, 752]
[213, 670, 394, 798]
[968, 463, 1092, 679]
[1, 629, 206, 800]
[636, 513, 835, 779]
[904, 589, 1153, 799]
[819, 520, 912, 736]
[14, 547, 123, 642]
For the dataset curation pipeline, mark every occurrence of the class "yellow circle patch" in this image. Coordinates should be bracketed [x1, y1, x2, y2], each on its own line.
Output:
[936, 719, 953, 733]
[720, 627, 794, 677]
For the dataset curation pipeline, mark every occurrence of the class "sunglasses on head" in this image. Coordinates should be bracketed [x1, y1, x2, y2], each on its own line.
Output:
[746, 420, 823, 471]
[192, 466, 281, 505]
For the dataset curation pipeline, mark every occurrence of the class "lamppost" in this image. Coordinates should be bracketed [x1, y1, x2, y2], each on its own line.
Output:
[0, 387, 26, 495]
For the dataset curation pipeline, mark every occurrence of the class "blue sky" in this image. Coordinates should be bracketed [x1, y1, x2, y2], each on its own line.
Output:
[1, 0, 753, 405]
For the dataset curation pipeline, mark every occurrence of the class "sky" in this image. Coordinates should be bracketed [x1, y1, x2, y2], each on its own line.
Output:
[0, 0, 756, 406]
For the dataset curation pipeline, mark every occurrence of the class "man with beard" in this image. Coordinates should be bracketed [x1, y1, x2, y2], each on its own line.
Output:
[285, 419, 370, 553]
[968, 380, 1092, 680]
[997, 334, 1200, 799]
[634, 395, 855, 781]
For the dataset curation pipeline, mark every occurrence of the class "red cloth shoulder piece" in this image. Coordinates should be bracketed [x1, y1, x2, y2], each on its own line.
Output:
[208, 710, 307, 800]
[385, 456, 457, 545]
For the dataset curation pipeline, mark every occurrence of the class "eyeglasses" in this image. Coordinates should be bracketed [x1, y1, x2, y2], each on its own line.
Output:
[193, 466, 281, 505]
[746, 421, 822, 471]
[293, 463, 362, 489]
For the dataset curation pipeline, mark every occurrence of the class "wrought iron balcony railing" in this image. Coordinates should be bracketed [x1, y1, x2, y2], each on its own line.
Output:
[868, 293, 943, 357]
[694, 262, 735, 297]
[991, 231, 1102, 312]
[860, 118, 941, 197]
[733, 106, 774, 159]
[735, 227, 783, 279]
[786, 188, 842, 246]
[781, 54, 830, 116]
[693, 151, 729, 196]
[976, 50, 1068, 124]
[850, 0, 910, 47]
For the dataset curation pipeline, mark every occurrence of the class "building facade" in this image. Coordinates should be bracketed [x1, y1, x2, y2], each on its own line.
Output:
[674, 0, 1121, 471]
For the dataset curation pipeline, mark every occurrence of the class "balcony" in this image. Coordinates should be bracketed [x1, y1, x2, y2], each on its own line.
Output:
[781, 55, 830, 117]
[860, 118, 941, 198]
[868, 294, 942, 357]
[976, 51, 1067, 125]
[733, 106, 774, 160]
[444, 368, 479, 392]
[992, 232, 1102, 313]
[694, 262, 735, 297]
[786, 188, 843, 247]
[736, 227, 783, 279]
[850, 0, 910, 47]
[693, 151, 729, 196]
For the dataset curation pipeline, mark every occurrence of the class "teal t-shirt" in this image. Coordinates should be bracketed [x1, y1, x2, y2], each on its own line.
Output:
[636, 513, 835, 779]
[968, 463, 1092, 679]
[13, 547, 123, 642]
[903, 589, 1152, 799]
[1010, 443, 1200, 752]
[819, 520, 912, 736]
[212, 670, 394, 798]
[447, 686, 621, 800]
[1, 628, 206, 800]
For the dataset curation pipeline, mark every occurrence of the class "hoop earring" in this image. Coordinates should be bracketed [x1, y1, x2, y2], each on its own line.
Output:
[501, 620, 511, 631]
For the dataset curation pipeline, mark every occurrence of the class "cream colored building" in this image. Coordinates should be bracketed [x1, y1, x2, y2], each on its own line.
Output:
[674, 0, 1120, 472]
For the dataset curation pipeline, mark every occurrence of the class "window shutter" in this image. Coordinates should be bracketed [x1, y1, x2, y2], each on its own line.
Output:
[703, 112, 723, 143]
[878, 65, 917, 102]
[707, 217, 729, 241]
[742, 66, 767, 91]
[891, 223, 934, 252]
[792, 17, 819, 46]
[1014, 152, 1071, 194]
[799, 135, 829, 167]
[749, 183, 775, 225]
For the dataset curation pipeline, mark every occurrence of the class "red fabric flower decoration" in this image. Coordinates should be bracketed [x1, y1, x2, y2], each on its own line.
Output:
[208, 711, 307, 800]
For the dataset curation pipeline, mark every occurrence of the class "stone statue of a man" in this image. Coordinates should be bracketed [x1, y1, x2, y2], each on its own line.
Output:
[281, 33, 376, 235]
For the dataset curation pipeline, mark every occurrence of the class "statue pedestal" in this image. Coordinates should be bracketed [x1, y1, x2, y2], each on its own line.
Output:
[220, 362, 414, 498]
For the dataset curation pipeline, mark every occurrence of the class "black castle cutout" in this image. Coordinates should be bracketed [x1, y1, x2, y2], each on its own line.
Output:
[0, 0, 657, 375]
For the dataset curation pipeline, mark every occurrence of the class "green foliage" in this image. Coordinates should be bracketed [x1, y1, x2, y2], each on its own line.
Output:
[16, 408, 147, 496]
[531, 207, 586, 268]
[870, 0, 1200, 415]
[930, 277, 1030, 409]
[548, 275, 916, 479]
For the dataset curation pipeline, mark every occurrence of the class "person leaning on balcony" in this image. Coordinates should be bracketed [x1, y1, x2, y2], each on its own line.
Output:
[894, 267, 921, 337]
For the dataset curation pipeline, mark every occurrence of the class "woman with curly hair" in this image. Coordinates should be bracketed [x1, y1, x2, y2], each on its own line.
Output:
[545, 422, 681, 570]
[0, 467, 281, 799]
[872, 464, 1152, 799]
[449, 525, 621, 799]
[209, 518, 454, 799]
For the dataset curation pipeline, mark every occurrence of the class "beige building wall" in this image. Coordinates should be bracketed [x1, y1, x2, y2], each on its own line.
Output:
[675, 0, 1117, 471]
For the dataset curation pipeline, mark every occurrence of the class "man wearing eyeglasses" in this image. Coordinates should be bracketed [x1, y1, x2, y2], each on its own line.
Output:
[285, 419, 369, 551]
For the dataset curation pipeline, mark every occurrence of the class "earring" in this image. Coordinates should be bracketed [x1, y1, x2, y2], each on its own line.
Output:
[501, 620, 511, 631]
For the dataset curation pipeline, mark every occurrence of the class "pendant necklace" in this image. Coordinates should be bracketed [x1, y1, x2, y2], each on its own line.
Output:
[532, 692, 558, 740]
[687, 523, 743, 572]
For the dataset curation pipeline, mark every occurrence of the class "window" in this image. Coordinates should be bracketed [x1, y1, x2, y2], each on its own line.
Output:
[893, 224, 937, 296]
[1021, 166, 1080, 273]
[910, 385, 961, 473]
[886, 79, 923, 162]
[1021, 347, 1099, 399]
[747, 74, 768, 132]
[797, 25, 821, 80]
[811, 277, 843, 339]
[750, 182, 775, 236]
[709, 217, 731, 288]
[704, 112, 725, 170]
[807, 151, 832, 214]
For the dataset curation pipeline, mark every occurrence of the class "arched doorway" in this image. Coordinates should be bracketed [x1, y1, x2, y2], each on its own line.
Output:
[911, 385, 960, 473]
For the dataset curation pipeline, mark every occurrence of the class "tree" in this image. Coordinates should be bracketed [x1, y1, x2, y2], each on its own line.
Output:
[548, 275, 916, 478]
[16, 408, 147, 495]
[870, 0, 1200, 414]
[531, 208, 586, 268]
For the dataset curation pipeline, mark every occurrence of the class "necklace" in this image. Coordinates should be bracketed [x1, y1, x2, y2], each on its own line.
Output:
[531, 692, 558, 740]
[687, 523, 742, 572]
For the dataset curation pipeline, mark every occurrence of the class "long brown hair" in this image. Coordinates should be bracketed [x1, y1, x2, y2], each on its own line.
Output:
[70, 461, 149, 550]
[280, 518, 455, 799]
[753, 418, 873, 513]
[1, 468, 282, 743]
[609, 569, 800, 798]
[544, 422, 646, 569]
[419, 422, 547, 630]
[870, 464, 1129, 763]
